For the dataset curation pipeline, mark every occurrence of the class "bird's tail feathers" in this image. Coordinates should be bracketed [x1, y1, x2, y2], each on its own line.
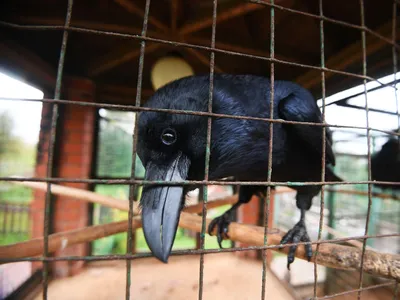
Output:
[326, 168, 343, 182]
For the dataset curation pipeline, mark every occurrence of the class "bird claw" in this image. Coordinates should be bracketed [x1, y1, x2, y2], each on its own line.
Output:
[279, 220, 313, 270]
[208, 213, 231, 248]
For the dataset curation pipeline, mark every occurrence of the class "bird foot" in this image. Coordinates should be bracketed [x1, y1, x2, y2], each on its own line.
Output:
[280, 220, 313, 270]
[208, 212, 232, 248]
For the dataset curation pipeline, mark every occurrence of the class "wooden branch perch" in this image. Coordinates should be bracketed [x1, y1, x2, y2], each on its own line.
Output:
[11, 181, 239, 215]
[1, 207, 399, 281]
[6, 181, 400, 281]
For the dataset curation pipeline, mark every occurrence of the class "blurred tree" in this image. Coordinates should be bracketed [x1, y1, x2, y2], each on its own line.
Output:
[0, 111, 19, 159]
[96, 114, 145, 178]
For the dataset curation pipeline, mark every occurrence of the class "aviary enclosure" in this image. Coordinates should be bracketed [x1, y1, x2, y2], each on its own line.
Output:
[0, 0, 399, 299]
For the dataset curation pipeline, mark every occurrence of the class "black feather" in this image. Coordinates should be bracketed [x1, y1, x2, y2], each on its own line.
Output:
[137, 74, 343, 267]
[371, 130, 400, 191]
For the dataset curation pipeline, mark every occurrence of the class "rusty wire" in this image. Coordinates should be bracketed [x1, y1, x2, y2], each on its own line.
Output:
[40, 0, 73, 298]
[0, 0, 399, 299]
[198, 0, 217, 299]
[0, 21, 398, 92]
[124, 0, 152, 298]
[1, 97, 399, 137]
[394, 0, 400, 135]
[260, 0, 275, 298]
[249, 0, 400, 50]
[0, 232, 398, 265]
[313, 0, 327, 298]
[2, 176, 400, 188]
[315, 282, 397, 300]
[357, 1, 374, 299]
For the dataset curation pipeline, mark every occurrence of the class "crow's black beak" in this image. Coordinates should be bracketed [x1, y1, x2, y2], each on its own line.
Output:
[141, 152, 190, 263]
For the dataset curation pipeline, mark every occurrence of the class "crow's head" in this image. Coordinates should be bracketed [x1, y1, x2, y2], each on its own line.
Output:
[137, 76, 210, 262]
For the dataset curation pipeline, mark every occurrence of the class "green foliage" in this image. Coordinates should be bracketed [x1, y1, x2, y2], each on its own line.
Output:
[0, 111, 16, 158]
[0, 233, 29, 246]
[0, 111, 36, 246]
[96, 118, 145, 178]
[0, 112, 36, 171]
[0, 185, 32, 204]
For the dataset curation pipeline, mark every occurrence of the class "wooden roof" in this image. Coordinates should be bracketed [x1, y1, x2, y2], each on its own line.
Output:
[0, 0, 399, 104]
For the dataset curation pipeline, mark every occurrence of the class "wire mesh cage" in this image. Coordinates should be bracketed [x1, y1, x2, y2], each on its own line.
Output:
[0, 0, 399, 299]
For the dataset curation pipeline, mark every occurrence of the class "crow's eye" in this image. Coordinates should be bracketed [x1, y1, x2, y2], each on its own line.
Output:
[161, 128, 177, 145]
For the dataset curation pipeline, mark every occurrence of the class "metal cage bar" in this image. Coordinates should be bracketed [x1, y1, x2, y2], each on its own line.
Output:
[313, 0, 327, 298]
[124, 0, 152, 298]
[197, 0, 217, 299]
[0, 0, 399, 299]
[0, 231, 398, 263]
[41, 0, 74, 298]
[260, 1, 275, 299]
[356, 1, 374, 299]
[0, 21, 398, 90]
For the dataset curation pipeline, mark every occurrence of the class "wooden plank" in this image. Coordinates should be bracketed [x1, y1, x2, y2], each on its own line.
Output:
[114, 0, 169, 33]
[188, 37, 269, 57]
[188, 37, 293, 63]
[184, 48, 223, 72]
[296, 21, 399, 89]
[98, 84, 154, 98]
[87, 43, 161, 77]
[171, 0, 179, 32]
[179, 2, 264, 35]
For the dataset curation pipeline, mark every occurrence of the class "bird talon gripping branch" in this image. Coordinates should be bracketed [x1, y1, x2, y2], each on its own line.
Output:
[207, 212, 231, 247]
[136, 74, 342, 266]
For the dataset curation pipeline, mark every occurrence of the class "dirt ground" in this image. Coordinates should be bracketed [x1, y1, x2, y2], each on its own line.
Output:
[34, 253, 294, 300]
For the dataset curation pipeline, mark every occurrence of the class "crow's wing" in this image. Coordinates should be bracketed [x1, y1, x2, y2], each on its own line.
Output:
[278, 92, 335, 166]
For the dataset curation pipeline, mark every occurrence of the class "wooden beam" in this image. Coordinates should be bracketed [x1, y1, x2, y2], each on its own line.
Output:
[114, 0, 169, 33]
[296, 21, 400, 89]
[184, 47, 223, 73]
[98, 84, 154, 98]
[0, 39, 56, 92]
[97, 84, 154, 104]
[179, 2, 264, 36]
[188, 37, 293, 63]
[12, 16, 162, 39]
[188, 37, 268, 56]
[171, 0, 179, 33]
[87, 43, 161, 77]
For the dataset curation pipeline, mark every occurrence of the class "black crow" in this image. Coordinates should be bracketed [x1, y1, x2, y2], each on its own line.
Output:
[371, 130, 400, 193]
[137, 74, 342, 268]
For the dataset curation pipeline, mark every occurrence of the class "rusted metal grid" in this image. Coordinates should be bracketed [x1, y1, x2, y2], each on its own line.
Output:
[0, 0, 399, 299]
